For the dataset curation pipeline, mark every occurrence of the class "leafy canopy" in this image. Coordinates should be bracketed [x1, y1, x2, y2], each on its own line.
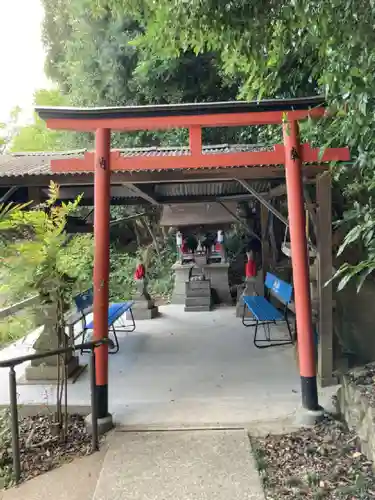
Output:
[41, 0, 247, 148]
[10, 89, 72, 152]
[100, 0, 375, 291]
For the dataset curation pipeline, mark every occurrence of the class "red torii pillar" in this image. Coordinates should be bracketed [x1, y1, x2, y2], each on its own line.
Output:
[93, 128, 111, 419]
[283, 119, 319, 411]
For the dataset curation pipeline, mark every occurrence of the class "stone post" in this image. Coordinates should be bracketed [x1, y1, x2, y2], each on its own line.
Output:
[128, 278, 159, 320]
[25, 304, 80, 382]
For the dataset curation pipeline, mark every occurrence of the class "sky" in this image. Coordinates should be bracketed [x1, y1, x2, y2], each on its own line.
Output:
[0, 0, 50, 124]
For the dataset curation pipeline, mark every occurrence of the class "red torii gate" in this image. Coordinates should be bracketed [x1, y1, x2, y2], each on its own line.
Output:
[36, 97, 350, 423]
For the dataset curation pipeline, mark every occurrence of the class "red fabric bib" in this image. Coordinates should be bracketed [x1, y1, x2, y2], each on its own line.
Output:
[245, 260, 257, 278]
[134, 264, 146, 280]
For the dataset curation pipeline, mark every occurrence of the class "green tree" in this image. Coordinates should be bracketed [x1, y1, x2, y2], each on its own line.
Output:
[0, 107, 22, 153]
[103, 0, 375, 291]
[10, 89, 73, 152]
[0, 182, 94, 431]
[41, 0, 245, 148]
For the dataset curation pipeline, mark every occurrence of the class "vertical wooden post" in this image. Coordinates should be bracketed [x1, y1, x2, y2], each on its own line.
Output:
[316, 172, 334, 386]
[93, 128, 111, 419]
[283, 120, 319, 411]
[260, 204, 271, 275]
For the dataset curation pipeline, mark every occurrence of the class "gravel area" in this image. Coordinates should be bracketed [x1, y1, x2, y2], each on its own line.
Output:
[1, 414, 95, 488]
[252, 415, 375, 499]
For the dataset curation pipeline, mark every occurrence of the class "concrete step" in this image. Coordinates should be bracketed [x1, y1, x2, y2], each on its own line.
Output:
[92, 430, 265, 500]
[185, 296, 211, 307]
[185, 290, 211, 299]
[185, 281, 210, 291]
[184, 305, 211, 312]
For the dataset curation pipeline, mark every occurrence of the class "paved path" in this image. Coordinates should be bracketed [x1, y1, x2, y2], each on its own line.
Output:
[93, 430, 264, 500]
[2, 430, 265, 500]
[0, 305, 338, 427]
[0, 305, 302, 425]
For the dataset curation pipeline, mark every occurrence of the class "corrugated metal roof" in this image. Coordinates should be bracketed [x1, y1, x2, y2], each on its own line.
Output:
[0, 145, 273, 178]
[0, 151, 86, 177]
[154, 180, 270, 198]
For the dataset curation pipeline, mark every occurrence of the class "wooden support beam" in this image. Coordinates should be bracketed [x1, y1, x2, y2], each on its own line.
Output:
[0, 163, 329, 187]
[303, 186, 318, 239]
[260, 204, 272, 274]
[236, 179, 288, 226]
[126, 184, 159, 205]
[316, 172, 334, 387]
[264, 179, 317, 200]
[264, 184, 286, 199]
[0, 186, 18, 203]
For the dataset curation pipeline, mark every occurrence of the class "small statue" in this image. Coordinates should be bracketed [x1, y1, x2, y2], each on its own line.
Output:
[245, 251, 257, 279]
[133, 262, 151, 301]
[215, 230, 226, 262]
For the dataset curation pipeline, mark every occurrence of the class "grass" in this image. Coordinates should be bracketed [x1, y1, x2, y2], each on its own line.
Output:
[0, 307, 37, 347]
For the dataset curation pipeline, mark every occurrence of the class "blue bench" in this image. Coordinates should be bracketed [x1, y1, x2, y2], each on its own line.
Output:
[74, 289, 135, 354]
[242, 272, 294, 349]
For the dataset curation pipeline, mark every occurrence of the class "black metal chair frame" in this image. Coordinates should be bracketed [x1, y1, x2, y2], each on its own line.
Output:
[242, 289, 294, 349]
[80, 306, 136, 355]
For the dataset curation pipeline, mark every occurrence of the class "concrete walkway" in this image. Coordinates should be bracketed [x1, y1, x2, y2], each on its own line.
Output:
[0, 305, 340, 500]
[2, 430, 265, 500]
[0, 305, 337, 426]
[93, 430, 264, 500]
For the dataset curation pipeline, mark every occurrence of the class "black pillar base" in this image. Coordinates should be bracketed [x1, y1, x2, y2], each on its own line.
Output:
[301, 376, 319, 411]
[96, 384, 108, 419]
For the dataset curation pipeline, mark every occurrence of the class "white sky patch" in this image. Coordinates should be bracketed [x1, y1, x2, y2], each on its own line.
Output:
[0, 0, 51, 124]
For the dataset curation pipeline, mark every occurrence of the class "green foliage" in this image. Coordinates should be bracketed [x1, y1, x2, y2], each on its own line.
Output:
[0, 107, 22, 153]
[0, 182, 93, 310]
[104, 0, 375, 291]
[145, 236, 177, 298]
[39, 0, 375, 290]
[109, 236, 177, 302]
[0, 409, 13, 488]
[109, 247, 137, 301]
[0, 308, 38, 347]
[41, 0, 245, 148]
[10, 89, 73, 152]
[330, 200, 375, 292]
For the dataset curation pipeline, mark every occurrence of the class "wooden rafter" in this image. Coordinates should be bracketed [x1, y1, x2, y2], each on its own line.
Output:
[126, 184, 159, 205]
[236, 179, 289, 227]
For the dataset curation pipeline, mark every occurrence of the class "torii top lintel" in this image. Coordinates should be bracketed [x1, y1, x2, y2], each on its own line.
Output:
[35, 96, 350, 174]
[36, 96, 326, 132]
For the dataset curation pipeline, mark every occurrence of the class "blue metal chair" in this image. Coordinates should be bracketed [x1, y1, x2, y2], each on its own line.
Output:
[74, 289, 135, 354]
[242, 272, 294, 349]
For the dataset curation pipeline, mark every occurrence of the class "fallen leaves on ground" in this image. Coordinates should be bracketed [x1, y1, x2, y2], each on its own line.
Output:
[1, 414, 95, 487]
[252, 415, 375, 499]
